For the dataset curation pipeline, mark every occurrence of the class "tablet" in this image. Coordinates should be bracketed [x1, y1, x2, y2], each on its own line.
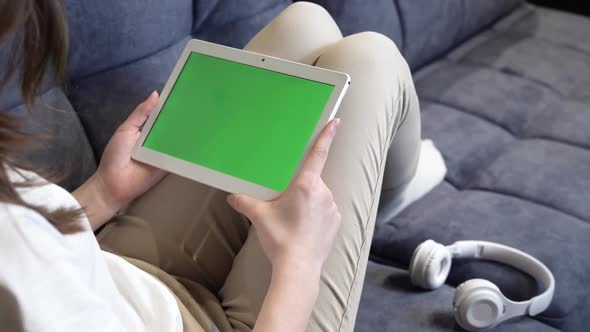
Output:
[132, 39, 350, 200]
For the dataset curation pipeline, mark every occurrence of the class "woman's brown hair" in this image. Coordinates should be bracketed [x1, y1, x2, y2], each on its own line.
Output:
[0, 0, 83, 233]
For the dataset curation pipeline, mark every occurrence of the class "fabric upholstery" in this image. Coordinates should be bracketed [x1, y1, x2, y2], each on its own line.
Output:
[65, 0, 193, 80]
[192, 0, 291, 47]
[9, 88, 96, 189]
[1, 0, 523, 190]
[67, 0, 290, 165]
[1, 1, 589, 331]
[397, 0, 522, 69]
[68, 38, 191, 159]
[357, 261, 560, 332]
[313, 0, 522, 70]
[366, 5, 590, 332]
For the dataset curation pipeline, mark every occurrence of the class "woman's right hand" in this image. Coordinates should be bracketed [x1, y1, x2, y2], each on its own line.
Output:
[227, 118, 343, 275]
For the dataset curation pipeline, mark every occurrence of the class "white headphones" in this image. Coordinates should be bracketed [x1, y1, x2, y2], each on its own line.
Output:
[409, 240, 555, 331]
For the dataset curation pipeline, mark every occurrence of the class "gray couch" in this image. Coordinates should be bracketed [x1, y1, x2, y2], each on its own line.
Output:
[1, 1, 588, 331]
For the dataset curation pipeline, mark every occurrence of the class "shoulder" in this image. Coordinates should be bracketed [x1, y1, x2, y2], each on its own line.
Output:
[0, 167, 95, 267]
[0, 204, 126, 331]
[0, 203, 67, 262]
[0, 202, 95, 300]
[5, 166, 84, 211]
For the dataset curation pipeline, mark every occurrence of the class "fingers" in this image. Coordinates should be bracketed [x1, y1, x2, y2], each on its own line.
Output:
[227, 194, 265, 220]
[121, 91, 159, 130]
[300, 118, 341, 177]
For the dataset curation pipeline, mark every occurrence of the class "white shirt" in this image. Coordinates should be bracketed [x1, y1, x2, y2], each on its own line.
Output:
[0, 169, 182, 331]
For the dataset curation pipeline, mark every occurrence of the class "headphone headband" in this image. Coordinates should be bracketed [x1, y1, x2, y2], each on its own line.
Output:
[448, 241, 555, 315]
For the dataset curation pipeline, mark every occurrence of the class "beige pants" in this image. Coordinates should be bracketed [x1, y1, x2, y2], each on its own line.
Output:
[98, 2, 420, 331]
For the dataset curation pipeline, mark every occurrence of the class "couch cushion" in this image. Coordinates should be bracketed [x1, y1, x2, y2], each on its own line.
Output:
[2, 0, 524, 187]
[397, 0, 523, 69]
[193, 0, 291, 48]
[366, 5, 590, 332]
[68, 38, 191, 157]
[68, 0, 290, 158]
[8, 88, 96, 190]
[310, 0, 403, 49]
[305, 0, 523, 71]
[65, 0, 193, 80]
[356, 261, 561, 332]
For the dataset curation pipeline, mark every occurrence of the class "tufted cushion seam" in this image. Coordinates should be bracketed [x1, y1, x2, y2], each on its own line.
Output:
[436, 57, 565, 103]
[465, 187, 590, 226]
[192, 0, 223, 33]
[417, 58, 558, 97]
[521, 134, 590, 152]
[491, 3, 534, 32]
[419, 97, 517, 137]
[422, 95, 590, 152]
[441, 27, 590, 100]
[418, 98, 590, 217]
[442, 179, 460, 191]
[490, 29, 590, 58]
[457, 37, 590, 99]
[391, 0, 406, 52]
[195, 1, 286, 35]
[446, 36, 590, 100]
[418, 98, 518, 189]
[461, 145, 515, 190]
[452, 58, 565, 99]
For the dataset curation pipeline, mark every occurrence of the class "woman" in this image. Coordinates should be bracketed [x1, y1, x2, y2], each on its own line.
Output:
[0, 1, 421, 331]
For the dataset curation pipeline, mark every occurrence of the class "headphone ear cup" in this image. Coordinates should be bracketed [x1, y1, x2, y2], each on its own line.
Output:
[453, 279, 505, 332]
[409, 240, 452, 289]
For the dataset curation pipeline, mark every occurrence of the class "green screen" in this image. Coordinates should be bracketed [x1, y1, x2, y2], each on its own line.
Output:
[143, 52, 335, 191]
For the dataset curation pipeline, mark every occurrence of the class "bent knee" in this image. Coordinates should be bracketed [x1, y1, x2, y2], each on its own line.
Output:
[354, 32, 401, 52]
[319, 31, 410, 76]
[348, 32, 405, 65]
[270, 2, 341, 42]
[282, 1, 332, 21]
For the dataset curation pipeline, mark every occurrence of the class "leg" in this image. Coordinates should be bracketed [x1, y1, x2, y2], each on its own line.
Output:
[219, 8, 421, 332]
[309, 33, 420, 331]
[244, 2, 342, 64]
[98, 175, 250, 292]
[97, 174, 249, 331]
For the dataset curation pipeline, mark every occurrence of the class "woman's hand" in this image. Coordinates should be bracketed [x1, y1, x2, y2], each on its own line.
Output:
[228, 118, 343, 332]
[95, 91, 167, 209]
[74, 92, 167, 230]
[227, 118, 343, 274]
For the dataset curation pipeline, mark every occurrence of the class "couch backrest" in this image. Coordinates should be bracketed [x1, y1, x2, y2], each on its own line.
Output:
[66, 0, 193, 80]
[3, 0, 526, 103]
[0, 0, 523, 190]
[64, 0, 524, 79]
[400, 0, 523, 68]
[66, 0, 292, 81]
[316, 0, 523, 69]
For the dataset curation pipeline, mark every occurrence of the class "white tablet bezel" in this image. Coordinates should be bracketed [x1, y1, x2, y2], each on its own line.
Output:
[132, 39, 350, 200]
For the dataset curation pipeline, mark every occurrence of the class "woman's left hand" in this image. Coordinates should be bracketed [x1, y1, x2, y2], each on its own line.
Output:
[96, 91, 166, 208]
[74, 91, 167, 229]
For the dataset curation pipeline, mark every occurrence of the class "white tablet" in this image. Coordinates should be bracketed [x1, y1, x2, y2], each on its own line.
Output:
[132, 39, 350, 200]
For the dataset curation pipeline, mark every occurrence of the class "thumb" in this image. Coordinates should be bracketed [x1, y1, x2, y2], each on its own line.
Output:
[121, 91, 159, 130]
[227, 194, 264, 219]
